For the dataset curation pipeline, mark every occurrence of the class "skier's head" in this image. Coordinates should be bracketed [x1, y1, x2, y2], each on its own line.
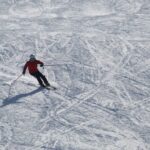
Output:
[29, 54, 36, 61]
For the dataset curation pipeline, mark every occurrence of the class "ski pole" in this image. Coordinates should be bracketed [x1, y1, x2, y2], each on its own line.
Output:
[44, 64, 67, 66]
[8, 74, 22, 98]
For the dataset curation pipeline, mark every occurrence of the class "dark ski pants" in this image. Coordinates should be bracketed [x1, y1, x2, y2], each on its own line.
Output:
[31, 71, 50, 87]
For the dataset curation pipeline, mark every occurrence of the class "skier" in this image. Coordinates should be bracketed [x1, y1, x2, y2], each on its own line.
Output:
[22, 54, 50, 87]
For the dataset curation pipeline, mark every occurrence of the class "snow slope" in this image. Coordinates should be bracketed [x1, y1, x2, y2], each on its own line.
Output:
[0, 0, 150, 149]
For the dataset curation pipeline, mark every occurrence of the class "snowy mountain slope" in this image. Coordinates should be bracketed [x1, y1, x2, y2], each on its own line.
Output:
[0, 0, 150, 150]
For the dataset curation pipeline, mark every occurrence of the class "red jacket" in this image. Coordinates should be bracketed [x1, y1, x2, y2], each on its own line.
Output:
[23, 60, 43, 74]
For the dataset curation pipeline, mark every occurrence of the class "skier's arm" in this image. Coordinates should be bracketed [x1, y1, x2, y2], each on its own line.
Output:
[37, 60, 44, 67]
[22, 62, 28, 75]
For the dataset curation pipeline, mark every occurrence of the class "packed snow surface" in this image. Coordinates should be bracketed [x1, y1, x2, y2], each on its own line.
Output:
[0, 0, 150, 150]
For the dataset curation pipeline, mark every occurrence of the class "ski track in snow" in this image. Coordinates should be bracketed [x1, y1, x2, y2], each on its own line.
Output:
[0, 0, 150, 150]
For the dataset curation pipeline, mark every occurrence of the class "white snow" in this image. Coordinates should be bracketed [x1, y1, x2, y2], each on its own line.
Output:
[0, 0, 150, 150]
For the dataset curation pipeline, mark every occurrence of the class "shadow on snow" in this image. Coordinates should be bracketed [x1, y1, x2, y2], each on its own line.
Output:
[1, 87, 43, 107]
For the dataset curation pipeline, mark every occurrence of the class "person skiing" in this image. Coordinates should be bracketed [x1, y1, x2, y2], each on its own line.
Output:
[22, 54, 50, 87]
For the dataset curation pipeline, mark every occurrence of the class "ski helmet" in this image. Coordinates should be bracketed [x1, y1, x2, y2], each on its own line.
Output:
[30, 54, 35, 59]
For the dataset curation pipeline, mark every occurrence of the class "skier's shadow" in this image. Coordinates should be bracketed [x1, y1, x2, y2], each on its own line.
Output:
[1, 87, 43, 107]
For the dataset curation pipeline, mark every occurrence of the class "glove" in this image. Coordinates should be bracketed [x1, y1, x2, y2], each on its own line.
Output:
[40, 64, 44, 67]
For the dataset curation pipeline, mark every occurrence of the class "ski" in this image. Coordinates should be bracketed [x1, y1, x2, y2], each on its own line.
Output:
[27, 83, 57, 90]
[44, 86, 57, 90]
